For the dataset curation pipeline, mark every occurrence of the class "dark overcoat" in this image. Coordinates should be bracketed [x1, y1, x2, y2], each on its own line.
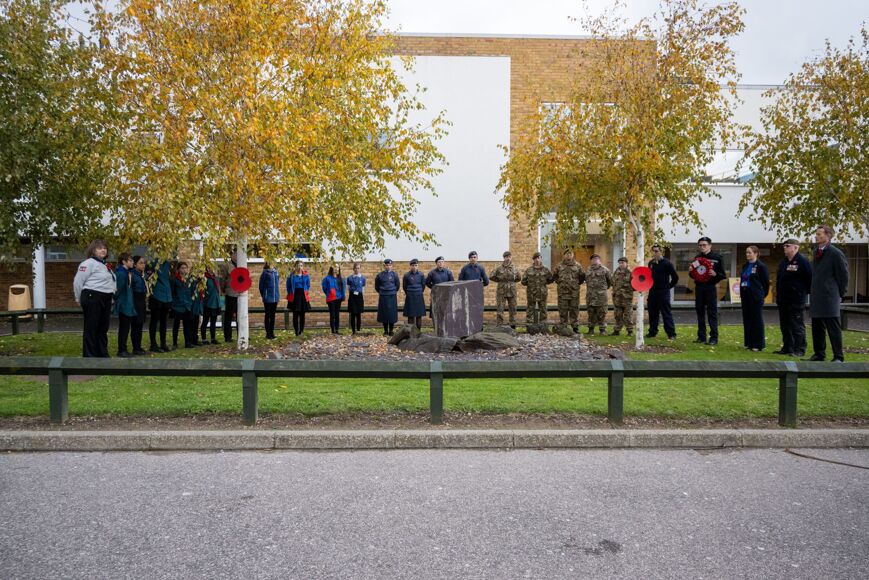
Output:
[809, 244, 849, 318]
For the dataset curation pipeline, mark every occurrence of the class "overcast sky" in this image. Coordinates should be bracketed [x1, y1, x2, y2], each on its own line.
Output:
[61, 0, 866, 84]
[384, 0, 867, 85]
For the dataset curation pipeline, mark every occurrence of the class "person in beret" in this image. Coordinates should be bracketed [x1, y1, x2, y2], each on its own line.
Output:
[375, 258, 400, 336]
[402, 258, 426, 329]
[490, 250, 521, 328]
[774, 239, 812, 357]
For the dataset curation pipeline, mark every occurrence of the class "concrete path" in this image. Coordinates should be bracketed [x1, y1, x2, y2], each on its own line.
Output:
[1, 448, 867, 579]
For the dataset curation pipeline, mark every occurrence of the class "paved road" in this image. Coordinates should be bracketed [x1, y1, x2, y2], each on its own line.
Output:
[1, 449, 867, 579]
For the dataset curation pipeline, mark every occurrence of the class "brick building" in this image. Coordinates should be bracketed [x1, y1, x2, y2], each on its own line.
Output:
[3, 34, 866, 316]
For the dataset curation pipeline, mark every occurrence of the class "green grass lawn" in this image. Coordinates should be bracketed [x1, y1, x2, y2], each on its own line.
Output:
[0, 326, 866, 420]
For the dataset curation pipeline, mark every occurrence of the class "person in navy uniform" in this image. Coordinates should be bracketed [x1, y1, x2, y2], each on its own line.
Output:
[346, 263, 366, 334]
[425, 256, 454, 317]
[647, 244, 679, 340]
[691, 236, 727, 346]
[375, 258, 400, 336]
[402, 258, 426, 329]
[170, 262, 195, 349]
[774, 239, 812, 357]
[321, 265, 346, 335]
[73, 240, 116, 358]
[201, 266, 221, 344]
[259, 262, 281, 339]
[739, 245, 770, 351]
[807, 225, 849, 362]
[458, 251, 489, 286]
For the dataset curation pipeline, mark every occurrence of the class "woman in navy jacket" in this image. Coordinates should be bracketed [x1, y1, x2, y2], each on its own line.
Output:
[346, 263, 366, 334]
[322, 265, 345, 334]
[259, 262, 281, 339]
[402, 259, 426, 329]
[374, 259, 400, 336]
[286, 260, 311, 336]
[739, 245, 770, 351]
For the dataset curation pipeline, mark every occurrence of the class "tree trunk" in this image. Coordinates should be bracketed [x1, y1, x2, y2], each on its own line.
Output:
[237, 235, 250, 350]
[628, 212, 645, 350]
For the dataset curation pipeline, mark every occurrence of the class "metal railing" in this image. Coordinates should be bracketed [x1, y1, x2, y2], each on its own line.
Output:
[1, 357, 866, 428]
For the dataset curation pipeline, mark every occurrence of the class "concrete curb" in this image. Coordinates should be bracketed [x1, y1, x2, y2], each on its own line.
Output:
[1, 429, 867, 452]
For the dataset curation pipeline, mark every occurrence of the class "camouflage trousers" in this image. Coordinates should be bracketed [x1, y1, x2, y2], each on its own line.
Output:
[587, 305, 608, 330]
[558, 296, 579, 327]
[496, 294, 518, 326]
[613, 302, 634, 332]
[526, 298, 548, 325]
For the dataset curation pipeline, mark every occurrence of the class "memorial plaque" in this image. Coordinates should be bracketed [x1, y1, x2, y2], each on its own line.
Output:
[431, 280, 484, 338]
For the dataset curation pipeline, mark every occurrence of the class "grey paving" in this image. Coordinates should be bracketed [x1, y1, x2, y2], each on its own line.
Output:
[1, 448, 867, 579]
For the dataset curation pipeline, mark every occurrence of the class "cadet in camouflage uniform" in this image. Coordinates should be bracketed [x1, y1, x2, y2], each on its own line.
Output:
[585, 253, 613, 334]
[611, 257, 635, 335]
[551, 248, 586, 332]
[490, 250, 522, 328]
[521, 251, 553, 326]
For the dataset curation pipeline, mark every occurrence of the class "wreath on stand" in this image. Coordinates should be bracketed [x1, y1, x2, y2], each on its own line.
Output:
[688, 256, 715, 284]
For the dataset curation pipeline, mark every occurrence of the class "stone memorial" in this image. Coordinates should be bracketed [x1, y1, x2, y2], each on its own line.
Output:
[431, 280, 484, 338]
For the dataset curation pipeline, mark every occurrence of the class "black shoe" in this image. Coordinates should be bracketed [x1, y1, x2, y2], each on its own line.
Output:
[610, 330, 620, 336]
[791, 351, 805, 358]
[133, 349, 148, 356]
[149, 346, 161, 353]
[667, 335, 676, 341]
[586, 329, 594, 335]
[185, 344, 195, 349]
[645, 333, 657, 339]
[707, 339, 718, 346]
[832, 357, 845, 363]
[118, 351, 133, 358]
[694, 338, 706, 344]
[806, 354, 825, 362]
[211, 340, 219, 345]
[627, 330, 633, 336]
[773, 348, 792, 355]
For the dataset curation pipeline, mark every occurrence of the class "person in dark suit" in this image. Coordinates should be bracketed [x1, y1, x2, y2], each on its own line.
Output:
[774, 239, 812, 357]
[647, 244, 679, 340]
[402, 259, 426, 329]
[739, 245, 770, 351]
[807, 225, 849, 362]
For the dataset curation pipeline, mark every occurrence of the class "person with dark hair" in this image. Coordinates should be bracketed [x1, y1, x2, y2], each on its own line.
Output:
[130, 256, 148, 355]
[200, 266, 221, 344]
[647, 245, 678, 340]
[73, 240, 116, 357]
[808, 225, 849, 362]
[375, 259, 400, 336]
[114, 253, 137, 357]
[346, 263, 366, 334]
[689, 236, 727, 346]
[259, 262, 280, 339]
[170, 262, 195, 349]
[739, 245, 770, 351]
[425, 256, 454, 318]
[402, 259, 426, 329]
[286, 260, 311, 336]
[147, 259, 172, 353]
[322, 265, 346, 334]
[774, 239, 812, 357]
[458, 251, 489, 286]
[491, 251, 521, 328]
[218, 250, 239, 342]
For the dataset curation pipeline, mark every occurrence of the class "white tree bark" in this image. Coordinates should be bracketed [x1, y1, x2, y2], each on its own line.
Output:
[628, 211, 645, 350]
[236, 235, 250, 350]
